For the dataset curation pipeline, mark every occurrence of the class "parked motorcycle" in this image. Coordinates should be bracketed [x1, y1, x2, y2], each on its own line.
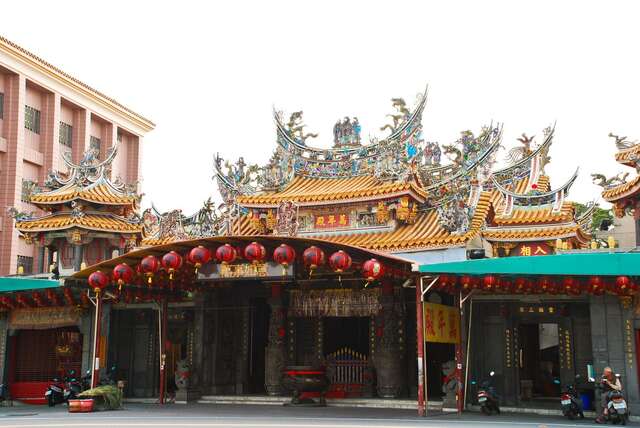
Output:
[64, 370, 82, 402]
[559, 376, 584, 420]
[474, 371, 500, 415]
[44, 378, 65, 407]
[604, 375, 628, 426]
[0, 383, 9, 404]
[81, 370, 92, 391]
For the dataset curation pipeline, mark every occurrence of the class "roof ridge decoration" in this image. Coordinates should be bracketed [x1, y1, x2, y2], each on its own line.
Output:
[36, 142, 139, 202]
[494, 168, 579, 217]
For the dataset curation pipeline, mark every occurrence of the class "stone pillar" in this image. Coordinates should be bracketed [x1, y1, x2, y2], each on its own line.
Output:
[374, 282, 405, 398]
[620, 297, 640, 412]
[79, 312, 92, 377]
[0, 73, 25, 275]
[265, 285, 286, 395]
[37, 245, 45, 274]
[73, 244, 83, 272]
[177, 293, 204, 403]
[0, 314, 8, 384]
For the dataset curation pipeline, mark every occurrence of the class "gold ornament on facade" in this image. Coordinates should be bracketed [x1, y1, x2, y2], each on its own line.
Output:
[71, 230, 82, 244]
[396, 197, 410, 221]
[23, 233, 34, 245]
[266, 210, 277, 231]
[376, 202, 390, 224]
[620, 296, 632, 310]
[407, 204, 418, 224]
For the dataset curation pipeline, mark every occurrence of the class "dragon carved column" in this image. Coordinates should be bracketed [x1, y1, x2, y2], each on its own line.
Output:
[374, 281, 405, 398]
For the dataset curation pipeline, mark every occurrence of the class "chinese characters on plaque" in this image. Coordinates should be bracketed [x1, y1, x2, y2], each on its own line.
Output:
[505, 329, 512, 368]
[511, 242, 553, 257]
[625, 320, 634, 368]
[423, 303, 460, 344]
[314, 213, 349, 229]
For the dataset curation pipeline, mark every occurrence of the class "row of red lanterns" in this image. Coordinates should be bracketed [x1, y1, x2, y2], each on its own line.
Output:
[435, 274, 638, 296]
[88, 243, 386, 292]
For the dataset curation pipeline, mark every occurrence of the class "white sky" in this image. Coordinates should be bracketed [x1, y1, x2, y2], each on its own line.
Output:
[3, 0, 640, 213]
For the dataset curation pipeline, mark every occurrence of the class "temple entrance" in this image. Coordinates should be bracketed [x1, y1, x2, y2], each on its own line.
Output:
[323, 317, 369, 356]
[249, 298, 269, 393]
[518, 323, 561, 400]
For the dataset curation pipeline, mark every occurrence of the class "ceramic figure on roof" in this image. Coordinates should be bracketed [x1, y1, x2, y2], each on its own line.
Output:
[286, 111, 318, 146]
[333, 117, 361, 147]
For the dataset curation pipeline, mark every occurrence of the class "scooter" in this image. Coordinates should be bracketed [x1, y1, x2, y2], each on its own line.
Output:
[0, 383, 9, 405]
[44, 378, 65, 407]
[559, 376, 584, 420]
[475, 371, 500, 415]
[64, 370, 82, 402]
[604, 375, 628, 426]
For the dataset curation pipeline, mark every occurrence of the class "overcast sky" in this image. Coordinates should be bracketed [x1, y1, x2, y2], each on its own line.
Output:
[3, 0, 639, 213]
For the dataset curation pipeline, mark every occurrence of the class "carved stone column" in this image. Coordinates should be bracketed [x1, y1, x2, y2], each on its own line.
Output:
[265, 285, 286, 395]
[374, 282, 405, 398]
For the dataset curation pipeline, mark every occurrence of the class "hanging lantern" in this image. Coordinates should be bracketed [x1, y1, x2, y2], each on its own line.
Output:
[483, 275, 498, 292]
[162, 251, 183, 280]
[459, 275, 473, 291]
[329, 250, 352, 273]
[329, 250, 352, 283]
[244, 242, 267, 265]
[273, 244, 296, 276]
[588, 276, 605, 296]
[439, 274, 451, 290]
[563, 277, 581, 295]
[140, 255, 160, 286]
[113, 263, 134, 291]
[616, 276, 630, 293]
[362, 258, 384, 287]
[188, 246, 212, 274]
[88, 270, 109, 294]
[500, 279, 513, 294]
[514, 278, 526, 294]
[215, 244, 237, 265]
[302, 246, 325, 275]
[538, 277, 552, 294]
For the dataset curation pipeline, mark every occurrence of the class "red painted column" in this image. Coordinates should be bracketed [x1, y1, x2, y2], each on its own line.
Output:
[91, 291, 103, 389]
[159, 297, 168, 404]
[416, 278, 426, 416]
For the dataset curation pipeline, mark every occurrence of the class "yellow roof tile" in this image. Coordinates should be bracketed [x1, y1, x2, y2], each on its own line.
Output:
[30, 183, 138, 206]
[236, 176, 426, 206]
[601, 174, 640, 201]
[16, 214, 141, 233]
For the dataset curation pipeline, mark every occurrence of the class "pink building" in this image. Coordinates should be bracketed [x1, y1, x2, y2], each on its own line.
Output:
[0, 36, 154, 276]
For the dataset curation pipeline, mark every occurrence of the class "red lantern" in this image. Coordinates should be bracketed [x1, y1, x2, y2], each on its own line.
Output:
[216, 244, 237, 265]
[483, 275, 498, 292]
[162, 251, 183, 280]
[88, 270, 109, 293]
[302, 246, 325, 274]
[329, 250, 352, 273]
[439, 274, 451, 290]
[538, 277, 552, 294]
[563, 277, 581, 296]
[500, 279, 513, 294]
[273, 244, 296, 270]
[615, 276, 631, 295]
[113, 263, 134, 291]
[362, 258, 384, 286]
[459, 275, 472, 290]
[188, 246, 212, 273]
[244, 242, 266, 264]
[140, 255, 160, 286]
[588, 276, 605, 296]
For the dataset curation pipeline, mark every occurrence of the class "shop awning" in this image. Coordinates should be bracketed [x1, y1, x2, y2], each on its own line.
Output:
[0, 277, 62, 293]
[418, 252, 640, 277]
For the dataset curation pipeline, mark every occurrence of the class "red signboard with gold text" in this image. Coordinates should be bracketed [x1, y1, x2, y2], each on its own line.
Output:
[511, 242, 553, 257]
[314, 213, 349, 229]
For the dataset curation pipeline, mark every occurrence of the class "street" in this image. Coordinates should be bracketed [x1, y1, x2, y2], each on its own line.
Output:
[0, 404, 632, 428]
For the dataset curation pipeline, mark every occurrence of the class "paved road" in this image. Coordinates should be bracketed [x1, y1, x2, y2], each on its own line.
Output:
[0, 404, 629, 427]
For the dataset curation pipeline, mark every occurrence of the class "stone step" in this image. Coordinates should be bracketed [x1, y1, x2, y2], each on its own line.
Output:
[197, 395, 445, 411]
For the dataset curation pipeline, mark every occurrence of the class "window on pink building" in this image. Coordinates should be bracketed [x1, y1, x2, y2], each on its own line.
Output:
[0, 92, 4, 119]
[59, 121, 73, 147]
[25, 105, 41, 134]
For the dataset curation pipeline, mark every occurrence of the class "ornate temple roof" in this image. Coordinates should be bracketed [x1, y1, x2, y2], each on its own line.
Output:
[595, 133, 640, 217]
[12, 143, 143, 238]
[142, 89, 591, 253]
[236, 175, 426, 207]
[15, 213, 141, 234]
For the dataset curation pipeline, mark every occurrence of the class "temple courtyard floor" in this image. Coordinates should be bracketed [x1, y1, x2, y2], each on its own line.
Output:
[0, 403, 633, 428]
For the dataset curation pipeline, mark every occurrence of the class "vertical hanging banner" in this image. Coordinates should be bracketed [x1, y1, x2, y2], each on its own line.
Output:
[423, 303, 460, 344]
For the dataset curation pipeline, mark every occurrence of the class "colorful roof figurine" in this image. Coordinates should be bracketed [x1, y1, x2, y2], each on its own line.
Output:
[597, 133, 640, 217]
[11, 143, 143, 240]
